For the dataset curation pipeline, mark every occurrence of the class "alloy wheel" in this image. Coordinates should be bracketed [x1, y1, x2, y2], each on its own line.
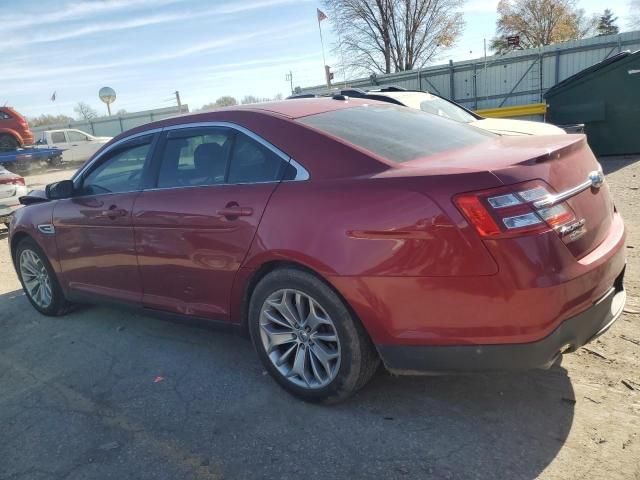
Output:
[19, 249, 53, 308]
[259, 289, 341, 389]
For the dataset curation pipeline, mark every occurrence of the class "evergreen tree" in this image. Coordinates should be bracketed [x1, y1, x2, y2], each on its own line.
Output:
[597, 9, 619, 36]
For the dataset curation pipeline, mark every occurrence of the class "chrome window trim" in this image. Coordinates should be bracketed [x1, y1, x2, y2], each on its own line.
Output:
[160, 121, 309, 182]
[70, 121, 309, 198]
[72, 128, 163, 182]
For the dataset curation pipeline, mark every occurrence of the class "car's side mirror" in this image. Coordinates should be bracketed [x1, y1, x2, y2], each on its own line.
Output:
[45, 180, 75, 200]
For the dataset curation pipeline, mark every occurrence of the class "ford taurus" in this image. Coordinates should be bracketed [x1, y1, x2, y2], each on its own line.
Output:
[9, 98, 626, 402]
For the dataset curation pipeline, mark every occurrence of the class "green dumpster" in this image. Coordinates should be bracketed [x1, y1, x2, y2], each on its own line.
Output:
[544, 50, 640, 156]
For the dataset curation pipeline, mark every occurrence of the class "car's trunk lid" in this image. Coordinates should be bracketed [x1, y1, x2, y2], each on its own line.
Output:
[487, 135, 613, 258]
[396, 134, 614, 258]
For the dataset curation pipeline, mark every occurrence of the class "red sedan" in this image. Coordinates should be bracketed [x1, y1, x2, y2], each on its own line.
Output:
[9, 98, 626, 402]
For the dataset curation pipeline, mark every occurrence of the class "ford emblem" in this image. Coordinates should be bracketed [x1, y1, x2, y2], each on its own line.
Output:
[588, 170, 605, 189]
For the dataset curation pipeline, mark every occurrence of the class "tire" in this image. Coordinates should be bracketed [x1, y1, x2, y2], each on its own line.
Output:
[248, 268, 380, 403]
[15, 237, 71, 316]
[0, 134, 19, 152]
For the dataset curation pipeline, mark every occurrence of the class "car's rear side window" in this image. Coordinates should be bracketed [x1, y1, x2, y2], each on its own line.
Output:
[158, 128, 232, 188]
[298, 105, 494, 163]
[227, 134, 289, 184]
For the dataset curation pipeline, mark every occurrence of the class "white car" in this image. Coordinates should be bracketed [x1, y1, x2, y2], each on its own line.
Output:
[0, 165, 28, 228]
[37, 129, 112, 163]
[332, 88, 567, 136]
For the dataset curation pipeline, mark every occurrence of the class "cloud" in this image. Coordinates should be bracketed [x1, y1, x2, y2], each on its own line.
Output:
[4, 0, 308, 47]
[3, 21, 310, 82]
[0, 0, 182, 30]
[6, 11, 200, 47]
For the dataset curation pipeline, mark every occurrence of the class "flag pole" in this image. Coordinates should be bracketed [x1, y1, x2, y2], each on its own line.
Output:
[317, 15, 329, 89]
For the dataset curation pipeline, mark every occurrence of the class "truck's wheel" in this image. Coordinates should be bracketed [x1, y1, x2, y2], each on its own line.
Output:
[0, 134, 19, 152]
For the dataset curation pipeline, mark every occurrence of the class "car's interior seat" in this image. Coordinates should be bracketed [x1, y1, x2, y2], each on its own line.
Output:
[190, 142, 226, 186]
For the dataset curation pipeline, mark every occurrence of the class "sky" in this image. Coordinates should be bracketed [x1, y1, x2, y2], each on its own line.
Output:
[1, 0, 635, 118]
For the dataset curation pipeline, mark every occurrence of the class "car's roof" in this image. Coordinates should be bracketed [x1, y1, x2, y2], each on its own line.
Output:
[109, 97, 381, 143]
[208, 97, 374, 119]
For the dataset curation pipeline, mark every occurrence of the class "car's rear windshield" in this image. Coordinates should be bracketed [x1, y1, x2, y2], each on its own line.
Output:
[298, 104, 494, 163]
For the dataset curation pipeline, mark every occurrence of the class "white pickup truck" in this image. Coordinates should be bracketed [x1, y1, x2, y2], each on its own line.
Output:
[36, 129, 112, 163]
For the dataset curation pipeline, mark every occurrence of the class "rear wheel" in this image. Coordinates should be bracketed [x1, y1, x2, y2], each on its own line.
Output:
[249, 268, 379, 403]
[0, 134, 18, 152]
[15, 238, 71, 316]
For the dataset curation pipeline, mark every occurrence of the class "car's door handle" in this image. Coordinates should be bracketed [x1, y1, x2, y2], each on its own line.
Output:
[217, 206, 253, 218]
[71, 144, 78, 147]
[99, 206, 128, 219]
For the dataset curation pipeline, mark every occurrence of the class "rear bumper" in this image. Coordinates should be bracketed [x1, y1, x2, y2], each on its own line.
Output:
[378, 269, 626, 373]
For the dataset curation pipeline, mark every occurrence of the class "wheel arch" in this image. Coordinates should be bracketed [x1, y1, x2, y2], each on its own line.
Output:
[10, 231, 32, 266]
[0, 128, 23, 146]
[237, 259, 372, 345]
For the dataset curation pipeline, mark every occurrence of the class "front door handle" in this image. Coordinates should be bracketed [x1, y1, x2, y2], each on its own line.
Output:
[99, 206, 128, 219]
[217, 205, 253, 219]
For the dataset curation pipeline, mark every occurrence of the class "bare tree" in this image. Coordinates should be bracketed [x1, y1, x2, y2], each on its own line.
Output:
[74, 102, 99, 121]
[490, 0, 597, 54]
[324, 0, 464, 75]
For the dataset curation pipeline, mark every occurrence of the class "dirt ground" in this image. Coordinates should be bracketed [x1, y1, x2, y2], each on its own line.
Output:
[0, 158, 639, 480]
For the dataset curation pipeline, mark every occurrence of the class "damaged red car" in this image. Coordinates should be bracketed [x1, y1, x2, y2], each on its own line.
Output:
[10, 98, 626, 402]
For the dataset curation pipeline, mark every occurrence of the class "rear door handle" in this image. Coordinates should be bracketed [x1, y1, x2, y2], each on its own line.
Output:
[99, 206, 128, 219]
[217, 206, 253, 218]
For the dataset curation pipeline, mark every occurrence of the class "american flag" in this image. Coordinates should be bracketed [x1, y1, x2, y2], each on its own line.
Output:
[317, 8, 327, 22]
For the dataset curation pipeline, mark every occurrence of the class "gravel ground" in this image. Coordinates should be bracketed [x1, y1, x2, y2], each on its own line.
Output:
[0, 158, 638, 480]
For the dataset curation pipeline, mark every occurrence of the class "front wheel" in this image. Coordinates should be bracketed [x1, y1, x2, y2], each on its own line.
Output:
[15, 238, 71, 316]
[249, 268, 379, 403]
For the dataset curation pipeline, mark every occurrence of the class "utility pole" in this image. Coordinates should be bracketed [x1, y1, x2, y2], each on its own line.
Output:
[483, 38, 488, 101]
[175, 90, 182, 112]
[285, 71, 294, 95]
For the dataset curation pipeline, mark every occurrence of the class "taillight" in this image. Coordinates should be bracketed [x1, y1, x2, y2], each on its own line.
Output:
[454, 180, 576, 238]
[0, 176, 25, 186]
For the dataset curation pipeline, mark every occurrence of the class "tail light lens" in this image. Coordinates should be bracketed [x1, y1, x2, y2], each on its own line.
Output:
[454, 180, 576, 238]
[0, 176, 26, 186]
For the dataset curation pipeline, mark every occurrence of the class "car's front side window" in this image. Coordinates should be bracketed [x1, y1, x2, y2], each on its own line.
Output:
[81, 143, 150, 196]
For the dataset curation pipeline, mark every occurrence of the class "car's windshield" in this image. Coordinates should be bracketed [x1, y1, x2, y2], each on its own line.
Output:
[404, 93, 477, 123]
[299, 104, 494, 163]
